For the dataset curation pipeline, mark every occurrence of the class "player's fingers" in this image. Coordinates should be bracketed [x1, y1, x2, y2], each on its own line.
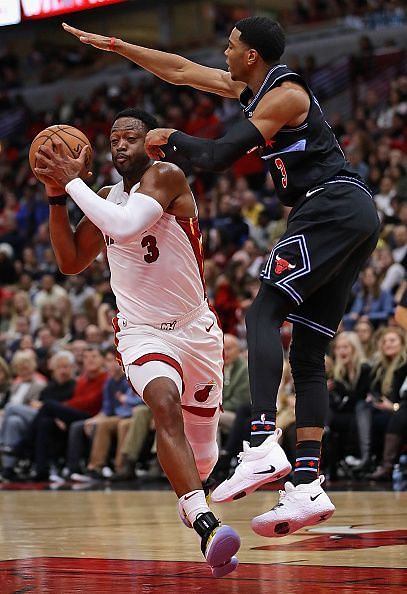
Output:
[35, 148, 52, 163]
[89, 36, 111, 50]
[34, 166, 51, 177]
[147, 148, 163, 161]
[52, 138, 64, 155]
[67, 28, 111, 50]
[62, 23, 88, 39]
[78, 145, 90, 164]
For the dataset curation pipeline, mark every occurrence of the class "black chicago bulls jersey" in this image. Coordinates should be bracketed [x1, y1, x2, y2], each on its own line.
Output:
[240, 64, 356, 206]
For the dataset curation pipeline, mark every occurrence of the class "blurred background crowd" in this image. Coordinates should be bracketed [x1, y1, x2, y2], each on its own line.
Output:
[0, 0, 406, 489]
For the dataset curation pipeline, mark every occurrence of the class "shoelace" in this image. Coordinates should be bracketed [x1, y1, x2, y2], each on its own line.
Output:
[273, 489, 287, 509]
[236, 429, 282, 465]
[237, 448, 249, 465]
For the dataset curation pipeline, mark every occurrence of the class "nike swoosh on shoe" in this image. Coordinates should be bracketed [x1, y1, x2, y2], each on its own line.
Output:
[253, 465, 276, 475]
[310, 492, 323, 501]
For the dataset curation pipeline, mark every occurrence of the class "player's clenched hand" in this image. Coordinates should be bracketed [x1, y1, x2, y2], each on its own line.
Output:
[62, 23, 116, 51]
[35, 138, 92, 188]
[144, 128, 176, 160]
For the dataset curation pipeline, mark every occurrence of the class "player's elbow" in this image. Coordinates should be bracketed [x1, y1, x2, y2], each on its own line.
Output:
[173, 69, 187, 86]
[58, 261, 84, 275]
[57, 255, 88, 275]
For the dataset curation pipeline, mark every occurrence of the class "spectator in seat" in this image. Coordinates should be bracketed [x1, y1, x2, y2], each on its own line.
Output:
[369, 374, 407, 481]
[343, 266, 394, 330]
[70, 347, 143, 480]
[29, 346, 107, 480]
[369, 285, 407, 480]
[373, 245, 405, 294]
[354, 319, 376, 362]
[325, 332, 371, 478]
[0, 357, 11, 411]
[361, 327, 407, 473]
[218, 334, 250, 445]
[33, 274, 68, 312]
[119, 405, 155, 478]
[0, 350, 75, 480]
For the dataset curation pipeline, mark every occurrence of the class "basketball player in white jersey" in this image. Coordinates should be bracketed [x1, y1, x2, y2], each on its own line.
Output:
[34, 108, 240, 577]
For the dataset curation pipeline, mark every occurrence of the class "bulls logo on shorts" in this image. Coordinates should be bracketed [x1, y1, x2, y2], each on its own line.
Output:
[194, 381, 216, 402]
[261, 234, 311, 305]
[274, 254, 296, 275]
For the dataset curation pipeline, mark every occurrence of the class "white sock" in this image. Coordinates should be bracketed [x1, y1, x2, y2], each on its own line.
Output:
[179, 489, 210, 526]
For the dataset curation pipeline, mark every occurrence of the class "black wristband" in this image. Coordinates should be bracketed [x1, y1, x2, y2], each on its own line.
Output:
[48, 195, 67, 206]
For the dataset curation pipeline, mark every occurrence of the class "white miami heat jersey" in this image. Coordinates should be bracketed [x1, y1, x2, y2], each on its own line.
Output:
[104, 179, 206, 325]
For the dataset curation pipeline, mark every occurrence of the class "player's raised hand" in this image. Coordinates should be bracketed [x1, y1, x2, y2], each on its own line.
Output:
[62, 23, 116, 51]
[35, 138, 92, 188]
[144, 128, 176, 160]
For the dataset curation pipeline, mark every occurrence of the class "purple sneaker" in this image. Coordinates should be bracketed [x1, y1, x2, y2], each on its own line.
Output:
[211, 555, 239, 578]
[193, 512, 240, 577]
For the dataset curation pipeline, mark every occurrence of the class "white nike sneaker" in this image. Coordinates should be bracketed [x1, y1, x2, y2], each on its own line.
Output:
[211, 429, 292, 503]
[251, 475, 335, 537]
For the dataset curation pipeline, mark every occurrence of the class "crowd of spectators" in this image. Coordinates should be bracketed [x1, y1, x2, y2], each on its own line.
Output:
[0, 40, 105, 90]
[1, 0, 405, 92]
[0, 28, 406, 487]
[213, 1, 406, 36]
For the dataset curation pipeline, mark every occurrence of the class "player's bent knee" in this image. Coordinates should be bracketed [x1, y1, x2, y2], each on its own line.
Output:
[289, 331, 329, 375]
[196, 451, 218, 481]
[183, 409, 219, 480]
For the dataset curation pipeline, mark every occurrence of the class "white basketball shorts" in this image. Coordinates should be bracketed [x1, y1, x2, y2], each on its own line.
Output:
[112, 301, 223, 417]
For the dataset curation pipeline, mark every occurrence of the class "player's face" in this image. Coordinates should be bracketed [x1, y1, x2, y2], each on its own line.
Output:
[110, 117, 150, 175]
[224, 28, 250, 82]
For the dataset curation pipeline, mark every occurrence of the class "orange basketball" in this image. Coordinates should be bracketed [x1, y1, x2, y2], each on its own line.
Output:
[29, 124, 92, 182]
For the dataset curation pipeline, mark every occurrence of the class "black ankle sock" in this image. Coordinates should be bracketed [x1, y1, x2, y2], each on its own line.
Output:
[250, 413, 276, 447]
[294, 440, 321, 485]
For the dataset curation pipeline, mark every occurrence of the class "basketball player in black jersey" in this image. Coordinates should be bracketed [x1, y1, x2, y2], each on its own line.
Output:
[63, 17, 380, 537]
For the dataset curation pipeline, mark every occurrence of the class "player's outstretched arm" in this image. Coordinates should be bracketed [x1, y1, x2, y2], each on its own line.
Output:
[62, 23, 244, 99]
[145, 120, 264, 171]
[144, 85, 309, 171]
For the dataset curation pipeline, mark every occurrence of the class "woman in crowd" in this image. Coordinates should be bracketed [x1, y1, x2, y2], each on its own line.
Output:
[0, 350, 47, 481]
[325, 332, 371, 478]
[354, 319, 377, 361]
[365, 327, 407, 471]
[343, 266, 394, 330]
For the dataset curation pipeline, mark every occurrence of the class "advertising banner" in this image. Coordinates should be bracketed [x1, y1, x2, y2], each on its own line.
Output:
[21, 0, 127, 20]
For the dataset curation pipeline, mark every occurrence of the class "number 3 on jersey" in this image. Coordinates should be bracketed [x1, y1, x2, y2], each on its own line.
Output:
[141, 235, 159, 263]
[275, 157, 288, 189]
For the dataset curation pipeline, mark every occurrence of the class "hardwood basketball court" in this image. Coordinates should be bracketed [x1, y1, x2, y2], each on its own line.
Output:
[1, 485, 406, 593]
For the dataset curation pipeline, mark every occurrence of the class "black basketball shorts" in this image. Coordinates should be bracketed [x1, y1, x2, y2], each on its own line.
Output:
[260, 177, 381, 338]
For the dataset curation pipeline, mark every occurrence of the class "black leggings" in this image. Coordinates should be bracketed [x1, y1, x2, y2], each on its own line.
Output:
[245, 282, 330, 429]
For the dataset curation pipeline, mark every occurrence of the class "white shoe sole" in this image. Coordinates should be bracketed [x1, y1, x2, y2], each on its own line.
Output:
[212, 463, 292, 503]
[251, 505, 335, 537]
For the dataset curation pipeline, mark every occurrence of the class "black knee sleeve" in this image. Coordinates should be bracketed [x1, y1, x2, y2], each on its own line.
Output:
[289, 326, 330, 428]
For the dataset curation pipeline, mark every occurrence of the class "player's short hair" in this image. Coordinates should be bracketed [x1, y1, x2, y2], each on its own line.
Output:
[112, 108, 158, 132]
[235, 16, 285, 63]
